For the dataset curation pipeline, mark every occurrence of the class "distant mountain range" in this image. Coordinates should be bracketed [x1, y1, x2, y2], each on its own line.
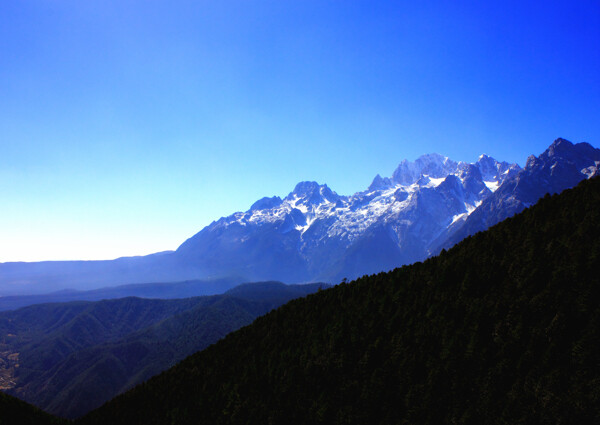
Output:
[0, 277, 244, 311]
[1, 152, 599, 425]
[1, 138, 598, 295]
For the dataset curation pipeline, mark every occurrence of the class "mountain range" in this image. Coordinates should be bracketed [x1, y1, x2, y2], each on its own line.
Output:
[0, 277, 244, 312]
[175, 152, 520, 283]
[75, 172, 600, 425]
[1, 138, 598, 296]
[0, 141, 598, 423]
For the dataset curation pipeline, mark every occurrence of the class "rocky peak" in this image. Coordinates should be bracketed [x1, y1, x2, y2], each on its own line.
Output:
[391, 153, 458, 186]
[475, 154, 521, 183]
[249, 196, 283, 212]
[476, 154, 499, 180]
[548, 137, 574, 153]
[528, 138, 600, 174]
[368, 174, 392, 192]
[286, 181, 339, 206]
[290, 181, 321, 196]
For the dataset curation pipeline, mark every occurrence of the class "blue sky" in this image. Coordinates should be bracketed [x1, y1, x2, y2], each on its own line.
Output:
[1, 0, 599, 262]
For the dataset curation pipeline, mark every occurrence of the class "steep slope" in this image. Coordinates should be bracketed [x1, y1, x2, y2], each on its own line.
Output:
[1, 282, 326, 418]
[79, 177, 600, 425]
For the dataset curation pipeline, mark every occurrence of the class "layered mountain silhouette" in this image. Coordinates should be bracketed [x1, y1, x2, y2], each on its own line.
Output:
[74, 175, 600, 425]
[1, 138, 598, 295]
[0, 277, 243, 311]
[0, 282, 325, 418]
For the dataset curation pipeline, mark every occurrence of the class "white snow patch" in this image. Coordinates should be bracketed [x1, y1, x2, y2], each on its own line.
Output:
[296, 217, 317, 234]
[428, 177, 446, 187]
[483, 180, 500, 192]
[450, 212, 467, 225]
[465, 200, 482, 213]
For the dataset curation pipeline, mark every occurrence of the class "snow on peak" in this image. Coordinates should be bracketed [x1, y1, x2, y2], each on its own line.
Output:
[226, 150, 521, 249]
[391, 153, 458, 186]
[290, 181, 322, 196]
[368, 174, 393, 191]
[483, 181, 500, 192]
[249, 196, 283, 212]
[476, 154, 521, 185]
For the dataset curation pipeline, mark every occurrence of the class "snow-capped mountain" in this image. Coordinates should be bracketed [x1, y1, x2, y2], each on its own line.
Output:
[435, 138, 600, 252]
[1, 138, 597, 295]
[176, 152, 521, 282]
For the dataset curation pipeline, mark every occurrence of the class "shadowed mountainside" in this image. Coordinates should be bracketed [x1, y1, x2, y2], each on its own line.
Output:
[0, 391, 66, 425]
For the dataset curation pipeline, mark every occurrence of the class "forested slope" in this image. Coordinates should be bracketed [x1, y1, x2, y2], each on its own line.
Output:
[0, 392, 65, 425]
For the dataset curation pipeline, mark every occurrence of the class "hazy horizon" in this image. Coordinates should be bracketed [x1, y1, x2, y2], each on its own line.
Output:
[1, 1, 599, 262]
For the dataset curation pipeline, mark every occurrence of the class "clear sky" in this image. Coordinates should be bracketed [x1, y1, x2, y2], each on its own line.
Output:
[1, 0, 599, 262]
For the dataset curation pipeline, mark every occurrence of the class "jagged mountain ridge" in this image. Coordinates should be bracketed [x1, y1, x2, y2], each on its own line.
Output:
[435, 138, 600, 252]
[177, 138, 599, 283]
[176, 152, 521, 282]
[1, 138, 597, 295]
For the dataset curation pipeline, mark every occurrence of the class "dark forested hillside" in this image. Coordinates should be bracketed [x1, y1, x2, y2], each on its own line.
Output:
[0, 392, 65, 425]
[78, 177, 600, 425]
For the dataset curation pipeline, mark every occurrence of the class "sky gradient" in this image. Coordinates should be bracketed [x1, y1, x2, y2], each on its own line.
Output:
[1, 0, 599, 262]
